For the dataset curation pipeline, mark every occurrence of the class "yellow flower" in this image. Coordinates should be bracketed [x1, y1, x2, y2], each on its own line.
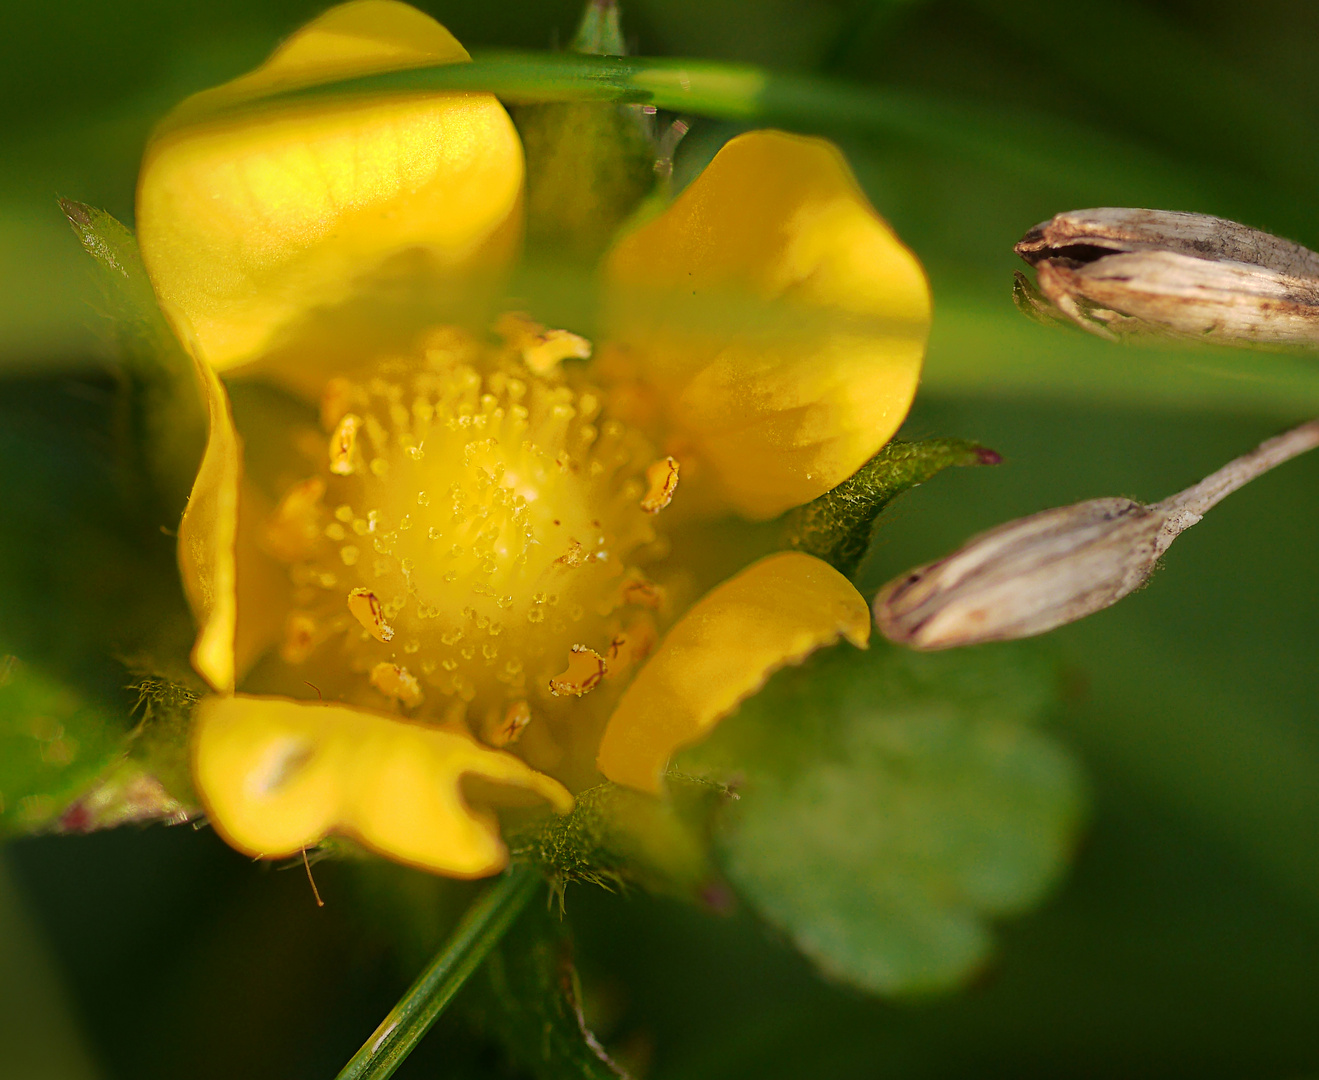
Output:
[137, 0, 930, 877]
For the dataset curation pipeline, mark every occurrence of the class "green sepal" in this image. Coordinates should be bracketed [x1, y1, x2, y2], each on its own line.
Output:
[466, 899, 629, 1080]
[784, 437, 1001, 578]
[122, 675, 201, 805]
[508, 781, 721, 903]
[677, 640, 1086, 997]
[513, 2, 656, 263]
[571, 0, 626, 56]
[60, 199, 203, 516]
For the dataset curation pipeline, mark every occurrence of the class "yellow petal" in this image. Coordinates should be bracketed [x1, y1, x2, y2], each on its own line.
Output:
[603, 130, 931, 520]
[596, 551, 870, 792]
[178, 359, 242, 692]
[193, 695, 573, 876]
[137, 0, 524, 376]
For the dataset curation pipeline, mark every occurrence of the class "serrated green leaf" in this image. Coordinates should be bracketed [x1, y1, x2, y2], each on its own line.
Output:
[469, 899, 629, 1080]
[59, 199, 175, 358]
[677, 641, 1085, 997]
[60, 199, 203, 513]
[0, 373, 198, 833]
[784, 438, 1000, 577]
[0, 656, 131, 834]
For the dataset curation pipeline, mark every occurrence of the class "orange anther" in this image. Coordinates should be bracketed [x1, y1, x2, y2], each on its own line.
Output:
[329, 413, 362, 475]
[548, 645, 607, 698]
[641, 456, 680, 513]
[348, 588, 394, 642]
[489, 700, 531, 747]
[369, 662, 423, 707]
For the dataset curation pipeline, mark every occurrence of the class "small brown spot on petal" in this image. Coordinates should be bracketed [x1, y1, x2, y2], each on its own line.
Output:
[549, 645, 607, 697]
[348, 588, 394, 642]
[641, 456, 680, 513]
[281, 612, 319, 664]
[369, 662, 424, 707]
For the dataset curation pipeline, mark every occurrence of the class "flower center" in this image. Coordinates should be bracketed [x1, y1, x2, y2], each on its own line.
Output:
[267, 322, 675, 754]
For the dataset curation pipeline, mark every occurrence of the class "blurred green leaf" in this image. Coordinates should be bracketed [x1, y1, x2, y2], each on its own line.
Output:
[0, 377, 194, 684]
[678, 640, 1085, 996]
[0, 374, 198, 833]
[469, 899, 628, 1080]
[785, 437, 999, 577]
[0, 656, 130, 834]
[60, 200, 203, 514]
[926, 292, 1319, 414]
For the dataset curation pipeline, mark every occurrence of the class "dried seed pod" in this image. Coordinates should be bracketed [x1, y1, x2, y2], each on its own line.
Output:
[1015, 208, 1319, 348]
[875, 420, 1319, 649]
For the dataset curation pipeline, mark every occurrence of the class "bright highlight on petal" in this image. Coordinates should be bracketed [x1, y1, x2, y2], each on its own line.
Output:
[137, 0, 524, 375]
[178, 359, 242, 692]
[193, 695, 572, 876]
[597, 551, 871, 792]
[603, 130, 931, 520]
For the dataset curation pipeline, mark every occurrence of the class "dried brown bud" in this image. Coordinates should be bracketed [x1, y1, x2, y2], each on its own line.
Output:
[875, 420, 1319, 649]
[1015, 208, 1319, 348]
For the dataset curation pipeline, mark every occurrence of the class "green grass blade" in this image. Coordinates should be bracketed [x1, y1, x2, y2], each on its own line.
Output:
[206, 51, 1208, 198]
[335, 863, 541, 1080]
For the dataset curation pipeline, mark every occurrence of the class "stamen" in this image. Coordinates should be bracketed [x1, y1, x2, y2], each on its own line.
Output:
[549, 645, 607, 697]
[369, 662, 423, 707]
[488, 700, 531, 747]
[605, 616, 658, 677]
[285, 320, 671, 729]
[330, 414, 363, 476]
[347, 588, 394, 642]
[620, 573, 664, 611]
[640, 456, 680, 513]
[496, 312, 592, 375]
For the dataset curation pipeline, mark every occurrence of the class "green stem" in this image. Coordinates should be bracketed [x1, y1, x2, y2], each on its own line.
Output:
[335, 863, 541, 1080]
[209, 51, 1208, 199]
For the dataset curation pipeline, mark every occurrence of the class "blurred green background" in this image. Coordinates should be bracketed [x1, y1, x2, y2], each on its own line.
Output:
[4, 0, 1319, 1076]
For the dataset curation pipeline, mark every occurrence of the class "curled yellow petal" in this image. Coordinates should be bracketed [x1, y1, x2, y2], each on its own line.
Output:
[137, 0, 524, 376]
[597, 551, 870, 792]
[603, 130, 931, 520]
[193, 695, 572, 876]
[178, 359, 242, 692]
